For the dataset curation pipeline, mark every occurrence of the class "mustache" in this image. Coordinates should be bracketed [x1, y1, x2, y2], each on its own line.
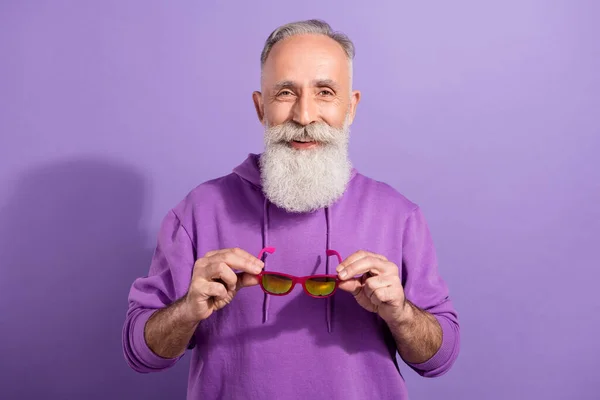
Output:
[265, 121, 339, 145]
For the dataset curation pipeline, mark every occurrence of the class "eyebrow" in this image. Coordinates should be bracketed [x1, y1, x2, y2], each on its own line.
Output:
[272, 79, 340, 91]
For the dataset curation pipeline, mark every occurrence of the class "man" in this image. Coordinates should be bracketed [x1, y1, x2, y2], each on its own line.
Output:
[122, 19, 460, 399]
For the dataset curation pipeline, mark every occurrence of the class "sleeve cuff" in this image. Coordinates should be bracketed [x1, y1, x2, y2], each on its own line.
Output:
[407, 314, 456, 373]
[130, 309, 182, 370]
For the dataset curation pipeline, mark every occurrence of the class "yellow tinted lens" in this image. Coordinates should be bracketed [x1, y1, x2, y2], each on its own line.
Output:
[262, 274, 293, 294]
[305, 277, 336, 296]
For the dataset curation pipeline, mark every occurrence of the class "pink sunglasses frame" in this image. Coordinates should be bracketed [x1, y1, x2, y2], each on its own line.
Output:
[256, 247, 343, 298]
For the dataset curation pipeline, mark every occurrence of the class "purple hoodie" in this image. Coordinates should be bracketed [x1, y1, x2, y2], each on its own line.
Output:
[122, 153, 460, 399]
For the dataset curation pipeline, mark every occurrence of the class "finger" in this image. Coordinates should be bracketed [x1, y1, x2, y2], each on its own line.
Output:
[197, 281, 228, 300]
[235, 272, 260, 290]
[365, 275, 397, 292]
[369, 285, 395, 305]
[203, 248, 229, 258]
[207, 251, 263, 275]
[228, 247, 266, 265]
[336, 250, 387, 273]
[204, 247, 252, 258]
[363, 275, 397, 301]
[338, 256, 392, 280]
[337, 278, 363, 296]
[205, 248, 264, 269]
[202, 262, 238, 291]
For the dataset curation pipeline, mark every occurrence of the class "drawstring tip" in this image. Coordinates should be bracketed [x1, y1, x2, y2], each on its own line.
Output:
[262, 293, 269, 324]
[326, 297, 332, 333]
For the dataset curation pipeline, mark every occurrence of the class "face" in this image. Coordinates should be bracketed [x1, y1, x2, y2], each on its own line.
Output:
[253, 33, 360, 137]
[253, 34, 361, 213]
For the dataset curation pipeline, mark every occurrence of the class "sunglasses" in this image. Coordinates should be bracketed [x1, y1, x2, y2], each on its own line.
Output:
[257, 247, 343, 298]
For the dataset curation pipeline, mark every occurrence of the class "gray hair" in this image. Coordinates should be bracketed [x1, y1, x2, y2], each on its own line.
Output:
[260, 19, 355, 69]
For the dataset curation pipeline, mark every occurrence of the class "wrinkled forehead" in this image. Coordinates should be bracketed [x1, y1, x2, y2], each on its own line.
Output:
[261, 34, 351, 89]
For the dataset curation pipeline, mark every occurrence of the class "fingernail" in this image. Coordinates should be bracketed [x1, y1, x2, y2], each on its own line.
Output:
[339, 269, 347, 279]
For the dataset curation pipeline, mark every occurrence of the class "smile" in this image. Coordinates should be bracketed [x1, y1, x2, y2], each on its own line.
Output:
[290, 140, 319, 150]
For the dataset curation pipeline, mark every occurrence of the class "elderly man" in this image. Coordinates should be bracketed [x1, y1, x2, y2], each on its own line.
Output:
[123, 19, 460, 399]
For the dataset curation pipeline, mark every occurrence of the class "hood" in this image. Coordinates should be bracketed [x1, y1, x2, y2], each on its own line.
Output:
[232, 153, 263, 188]
[232, 153, 357, 333]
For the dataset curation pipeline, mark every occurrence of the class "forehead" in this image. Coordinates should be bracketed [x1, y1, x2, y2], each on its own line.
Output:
[262, 34, 350, 86]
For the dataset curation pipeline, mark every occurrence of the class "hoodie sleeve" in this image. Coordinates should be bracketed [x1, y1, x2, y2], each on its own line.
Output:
[122, 210, 197, 373]
[400, 206, 460, 377]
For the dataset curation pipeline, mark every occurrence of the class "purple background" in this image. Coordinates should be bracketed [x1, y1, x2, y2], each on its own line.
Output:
[1, 1, 598, 399]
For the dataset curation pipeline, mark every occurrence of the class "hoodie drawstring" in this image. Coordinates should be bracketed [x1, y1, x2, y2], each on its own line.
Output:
[262, 198, 270, 323]
[325, 206, 333, 333]
[261, 198, 334, 333]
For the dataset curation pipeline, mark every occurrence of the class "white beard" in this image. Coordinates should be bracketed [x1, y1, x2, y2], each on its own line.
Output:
[259, 117, 352, 213]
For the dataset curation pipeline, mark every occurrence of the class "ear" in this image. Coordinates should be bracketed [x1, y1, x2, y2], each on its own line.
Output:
[252, 91, 265, 124]
[347, 90, 361, 125]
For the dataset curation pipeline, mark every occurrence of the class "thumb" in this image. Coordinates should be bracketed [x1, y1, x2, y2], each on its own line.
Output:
[236, 272, 260, 290]
[337, 278, 362, 295]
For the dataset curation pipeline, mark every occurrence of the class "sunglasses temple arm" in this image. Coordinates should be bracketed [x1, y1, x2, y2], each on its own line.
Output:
[258, 247, 276, 261]
[326, 249, 343, 265]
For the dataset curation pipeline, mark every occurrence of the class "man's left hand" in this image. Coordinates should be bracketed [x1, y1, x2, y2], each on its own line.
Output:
[336, 250, 409, 324]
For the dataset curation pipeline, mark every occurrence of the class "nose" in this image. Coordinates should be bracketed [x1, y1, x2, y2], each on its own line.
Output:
[291, 92, 318, 126]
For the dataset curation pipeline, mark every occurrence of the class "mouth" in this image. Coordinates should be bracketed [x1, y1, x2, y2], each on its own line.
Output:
[290, 139, 319, 150]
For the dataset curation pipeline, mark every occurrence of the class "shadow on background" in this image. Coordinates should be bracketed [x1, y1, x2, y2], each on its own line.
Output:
[0, 158, 187, 399]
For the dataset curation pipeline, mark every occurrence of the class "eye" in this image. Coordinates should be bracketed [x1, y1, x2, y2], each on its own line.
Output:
[319, 89, 334, 96]
[277, 90, 294, 97]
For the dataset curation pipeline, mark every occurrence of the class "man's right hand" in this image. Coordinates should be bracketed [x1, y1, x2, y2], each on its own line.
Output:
[183, 247, 264, 322]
